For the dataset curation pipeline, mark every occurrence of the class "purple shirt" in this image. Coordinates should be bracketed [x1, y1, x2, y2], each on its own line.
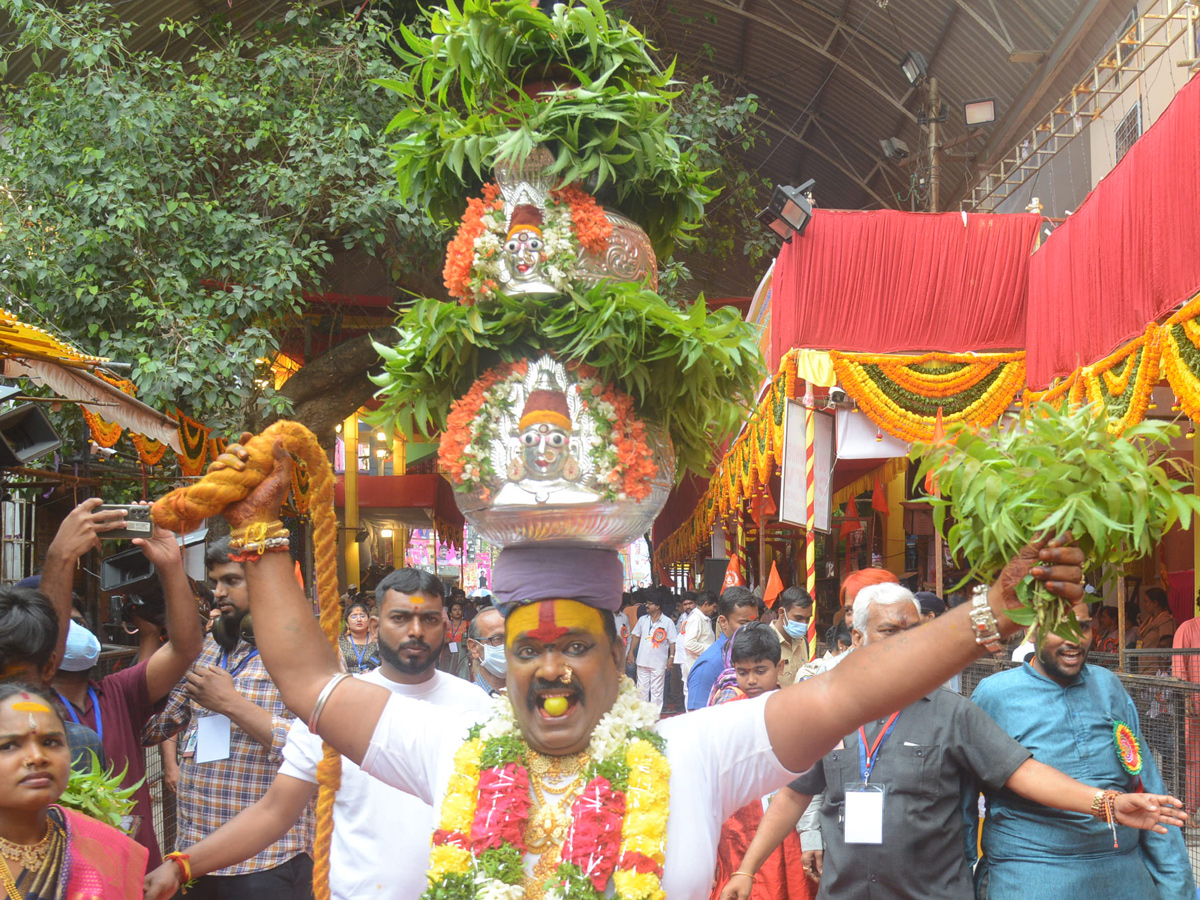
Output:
[65, 659, 166, 868]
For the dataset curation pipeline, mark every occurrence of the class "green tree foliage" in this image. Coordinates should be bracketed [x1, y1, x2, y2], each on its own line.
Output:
[0, 1, 441, 433]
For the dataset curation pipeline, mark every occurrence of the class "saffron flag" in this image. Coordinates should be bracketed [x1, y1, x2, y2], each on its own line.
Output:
[723, 553, 745, 589]
[925, 407, 946, 494]
[871, 475, 890, 516]
[763, 562, 784, 609]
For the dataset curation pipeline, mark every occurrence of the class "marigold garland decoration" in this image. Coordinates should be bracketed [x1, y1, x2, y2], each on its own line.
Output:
[444, 184, 504, 303]
[423, 680, 669, 900]
[1078, 324, 1161, 436]
[129, 432, 169, 467]
[81, 407, 123, 448]
[1161, 292, 1200, 423]
[1113, 720, 1143, 776]
[174, 409, 213, 477]
[830, 350, 1026, 444]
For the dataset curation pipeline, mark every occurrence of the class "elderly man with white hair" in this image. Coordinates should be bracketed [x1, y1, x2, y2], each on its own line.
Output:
[717, 583, 1188, 900]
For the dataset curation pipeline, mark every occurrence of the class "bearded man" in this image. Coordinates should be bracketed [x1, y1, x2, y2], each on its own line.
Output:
[209, 441, 1094, 898]
[143, 536, 314, 899]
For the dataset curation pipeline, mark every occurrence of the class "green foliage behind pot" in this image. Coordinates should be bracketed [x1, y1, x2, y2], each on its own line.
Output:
[379, 0, 715, 256]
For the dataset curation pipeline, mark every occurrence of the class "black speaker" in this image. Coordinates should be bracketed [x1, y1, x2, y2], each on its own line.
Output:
[703, 558, 729, 594]
[0, 404, 62, 467]
[100, 546, 156, 593]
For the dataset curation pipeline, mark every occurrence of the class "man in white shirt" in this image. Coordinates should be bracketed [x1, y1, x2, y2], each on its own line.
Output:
[681, 591, 717, 704]
[204, 442, 1088, 899]
[142, 567, 494, 900]
[627, 595, 678, 711]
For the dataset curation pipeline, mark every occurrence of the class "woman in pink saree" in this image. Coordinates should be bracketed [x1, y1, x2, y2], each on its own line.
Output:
[0, 684, 146, 899]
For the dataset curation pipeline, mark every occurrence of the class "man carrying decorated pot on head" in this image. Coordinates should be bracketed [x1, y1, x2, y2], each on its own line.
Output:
[163, 430, 1184, 900]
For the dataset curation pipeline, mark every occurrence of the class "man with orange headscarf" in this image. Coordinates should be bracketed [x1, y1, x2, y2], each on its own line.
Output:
[831, 568, 899, 629]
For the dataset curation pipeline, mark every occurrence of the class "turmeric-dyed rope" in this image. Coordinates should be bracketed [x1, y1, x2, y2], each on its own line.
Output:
[151, 421, 342, 900]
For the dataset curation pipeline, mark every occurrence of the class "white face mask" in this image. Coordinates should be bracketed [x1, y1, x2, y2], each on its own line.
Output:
[60, 621, 101, 672]
[782, 618, 809, 640]
[481, 643, 508, 678]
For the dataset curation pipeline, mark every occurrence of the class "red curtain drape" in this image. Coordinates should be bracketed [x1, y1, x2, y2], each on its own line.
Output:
[1026, 73, 1200, 389]
[768, 209, 1039, 370]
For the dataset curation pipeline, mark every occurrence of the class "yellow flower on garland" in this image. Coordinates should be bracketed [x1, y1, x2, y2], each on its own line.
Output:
[612, 869, 666, 900]
[436, 737, 482, 839]
[622, 739, 670, 862]
[830, 351, 1025, 444]
[1161, 291, 1200, 423]
[427, 844, 472, 880]
[1079, 324, 1161, 436]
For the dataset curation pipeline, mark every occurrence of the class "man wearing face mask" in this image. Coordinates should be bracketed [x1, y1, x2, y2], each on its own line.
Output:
[467, 605, 507, 696]
[51, 502, 205, 869]
[769, 586, 813, 685]
[142, 567, 494, 900]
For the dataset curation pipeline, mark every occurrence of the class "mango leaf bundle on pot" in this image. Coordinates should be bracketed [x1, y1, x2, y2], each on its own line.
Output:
[914, 402, 1200, 643]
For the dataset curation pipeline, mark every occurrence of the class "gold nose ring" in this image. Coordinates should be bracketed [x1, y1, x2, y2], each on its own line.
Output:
[560, 665, 574, 684]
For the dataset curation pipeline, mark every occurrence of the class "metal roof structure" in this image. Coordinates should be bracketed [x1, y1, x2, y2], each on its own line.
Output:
[1, 0, 1139, 299]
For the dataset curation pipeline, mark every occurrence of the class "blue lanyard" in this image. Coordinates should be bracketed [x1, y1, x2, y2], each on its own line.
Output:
[857, 711, 901, 783]
[348, 636, 368, 670]
[57, 687, 102, 743]
[220, 649, 259, 678]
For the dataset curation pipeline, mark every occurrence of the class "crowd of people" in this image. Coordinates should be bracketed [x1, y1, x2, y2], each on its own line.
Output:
[0, 489, 1192, 898]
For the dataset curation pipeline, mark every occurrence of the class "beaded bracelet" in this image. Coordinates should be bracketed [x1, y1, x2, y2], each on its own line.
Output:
[1090, 789, 1121, 848]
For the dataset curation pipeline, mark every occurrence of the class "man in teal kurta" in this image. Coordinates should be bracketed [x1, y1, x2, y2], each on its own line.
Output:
[969, 602, 1193, 900]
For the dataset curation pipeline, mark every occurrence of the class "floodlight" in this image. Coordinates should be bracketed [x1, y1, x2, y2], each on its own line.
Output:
[964, 99, 996, 126]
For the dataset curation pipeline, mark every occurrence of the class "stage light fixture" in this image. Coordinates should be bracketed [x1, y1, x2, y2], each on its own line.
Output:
[900, 51, 928, 86]
[964, 98, 997, 126]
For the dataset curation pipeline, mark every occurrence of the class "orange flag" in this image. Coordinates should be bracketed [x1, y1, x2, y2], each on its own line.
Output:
[723, 553, 746, 590]
[871, 475, 890, 516]
[763, 562, 784, 609]
[925, 407, 945, 494]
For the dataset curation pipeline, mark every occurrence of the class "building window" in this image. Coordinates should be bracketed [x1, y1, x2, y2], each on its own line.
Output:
[1115, 101, 1142, 162]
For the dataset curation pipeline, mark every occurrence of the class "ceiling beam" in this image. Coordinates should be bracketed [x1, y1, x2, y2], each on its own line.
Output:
[752, 113, 894, 209]
[950, 0, 1013, 53]
[691, 0, 919, 123]
[977, 0, 1123, 166]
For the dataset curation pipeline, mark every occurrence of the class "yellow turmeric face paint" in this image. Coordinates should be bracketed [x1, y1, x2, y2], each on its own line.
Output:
[506, 599, 606, 648]
[11, 702, 50, 714]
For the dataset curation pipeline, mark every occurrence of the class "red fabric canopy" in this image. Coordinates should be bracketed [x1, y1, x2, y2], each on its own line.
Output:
[769, 209, 1039, 370]
[1026, 73, 1200, 389]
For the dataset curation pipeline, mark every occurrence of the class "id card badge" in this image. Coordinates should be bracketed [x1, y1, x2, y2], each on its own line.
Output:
[195, 714, 232, 764]
[843, 783, 885, 844]
[181, 726, 198, 759]
[448, 642, 459, 653]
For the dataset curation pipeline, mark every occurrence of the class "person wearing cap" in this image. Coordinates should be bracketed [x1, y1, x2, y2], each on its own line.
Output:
[49, 500, 205, 868]
[718, 584, 1188, 900]
[196, 439, 1120, 898]
[915, 590, 946, 621]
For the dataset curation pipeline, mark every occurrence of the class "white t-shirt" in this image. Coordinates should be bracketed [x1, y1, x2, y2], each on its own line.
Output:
[631, 614, 677, 669]
[360, 692, 799, 898]
[280, 668, 494, 900]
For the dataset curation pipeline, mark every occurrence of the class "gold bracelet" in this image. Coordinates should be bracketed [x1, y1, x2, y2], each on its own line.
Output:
[731, 871, 756, 881]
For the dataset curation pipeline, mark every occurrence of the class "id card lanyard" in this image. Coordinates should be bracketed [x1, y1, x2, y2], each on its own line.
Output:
[220, 648, 259, 678]
[57, 687, 102, 743]
[843, 711, 901, 845]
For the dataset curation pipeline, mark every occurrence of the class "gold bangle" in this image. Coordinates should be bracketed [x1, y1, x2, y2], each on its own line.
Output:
[229, 520, 290, 556]
[731, 871, 756, 881]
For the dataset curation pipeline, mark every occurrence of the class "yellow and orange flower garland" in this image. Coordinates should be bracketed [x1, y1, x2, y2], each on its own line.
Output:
[438, 360, 657, 503]
[1078, 324, 1161, 435]
[424, 680, 669, 900]
[442, 183, 612, 306]
[830, 350, 1026, 444]
[1160, 292, 1200, 423]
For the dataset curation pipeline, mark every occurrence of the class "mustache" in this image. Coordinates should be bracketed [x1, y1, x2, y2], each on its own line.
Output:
[395, 640, 432, 653]
[525, 677, 584, 711]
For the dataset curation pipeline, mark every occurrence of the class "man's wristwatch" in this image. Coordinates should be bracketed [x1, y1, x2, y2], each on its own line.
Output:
[969, 584, 1005, 655]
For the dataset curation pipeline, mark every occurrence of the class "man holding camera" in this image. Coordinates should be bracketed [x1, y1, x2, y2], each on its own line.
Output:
[45, 498, 206, 867]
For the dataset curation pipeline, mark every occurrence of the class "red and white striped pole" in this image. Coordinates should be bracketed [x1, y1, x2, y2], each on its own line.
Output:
[803, 381, 818, 661]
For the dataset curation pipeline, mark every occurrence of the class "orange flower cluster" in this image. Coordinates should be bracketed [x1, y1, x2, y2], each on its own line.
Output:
[443, 184, 502, 304]
[552, 185, 612, 255]
[439, 360, 529, 492]
[604, 387, 656, 501]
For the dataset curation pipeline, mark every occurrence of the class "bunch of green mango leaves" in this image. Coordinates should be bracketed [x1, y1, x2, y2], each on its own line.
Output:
[914, 402, 1200, 643]
[58, 753, 141, 832]
[371, 283, 764, 478]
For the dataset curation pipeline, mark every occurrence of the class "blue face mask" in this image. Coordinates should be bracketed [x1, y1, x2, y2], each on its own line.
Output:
[782, 618, 809, 640]
[61, 621, 101, 672]
[481, 644, 508, 678]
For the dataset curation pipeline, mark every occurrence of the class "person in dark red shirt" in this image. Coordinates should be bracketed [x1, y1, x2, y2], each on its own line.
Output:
[47, 500, 205, 868]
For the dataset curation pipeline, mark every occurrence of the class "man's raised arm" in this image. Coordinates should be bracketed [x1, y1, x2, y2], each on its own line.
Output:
[215, 440, 388, 765]
[764, 539, 1085, 773]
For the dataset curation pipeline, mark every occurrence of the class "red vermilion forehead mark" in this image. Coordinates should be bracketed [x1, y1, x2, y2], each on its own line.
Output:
[526, 601, 570, 644]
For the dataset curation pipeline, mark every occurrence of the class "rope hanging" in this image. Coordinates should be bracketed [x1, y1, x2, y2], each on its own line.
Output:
[151, 421, 342, 900]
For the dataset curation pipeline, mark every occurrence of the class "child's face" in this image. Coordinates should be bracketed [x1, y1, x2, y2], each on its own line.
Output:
[734, 657, 784, 698]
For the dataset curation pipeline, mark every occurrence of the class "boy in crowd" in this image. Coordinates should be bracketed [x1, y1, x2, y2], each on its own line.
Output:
[709, 623, 810, 900]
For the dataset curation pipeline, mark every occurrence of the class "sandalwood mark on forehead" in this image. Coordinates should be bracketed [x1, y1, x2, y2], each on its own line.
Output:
[11, 702, 50, 714]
